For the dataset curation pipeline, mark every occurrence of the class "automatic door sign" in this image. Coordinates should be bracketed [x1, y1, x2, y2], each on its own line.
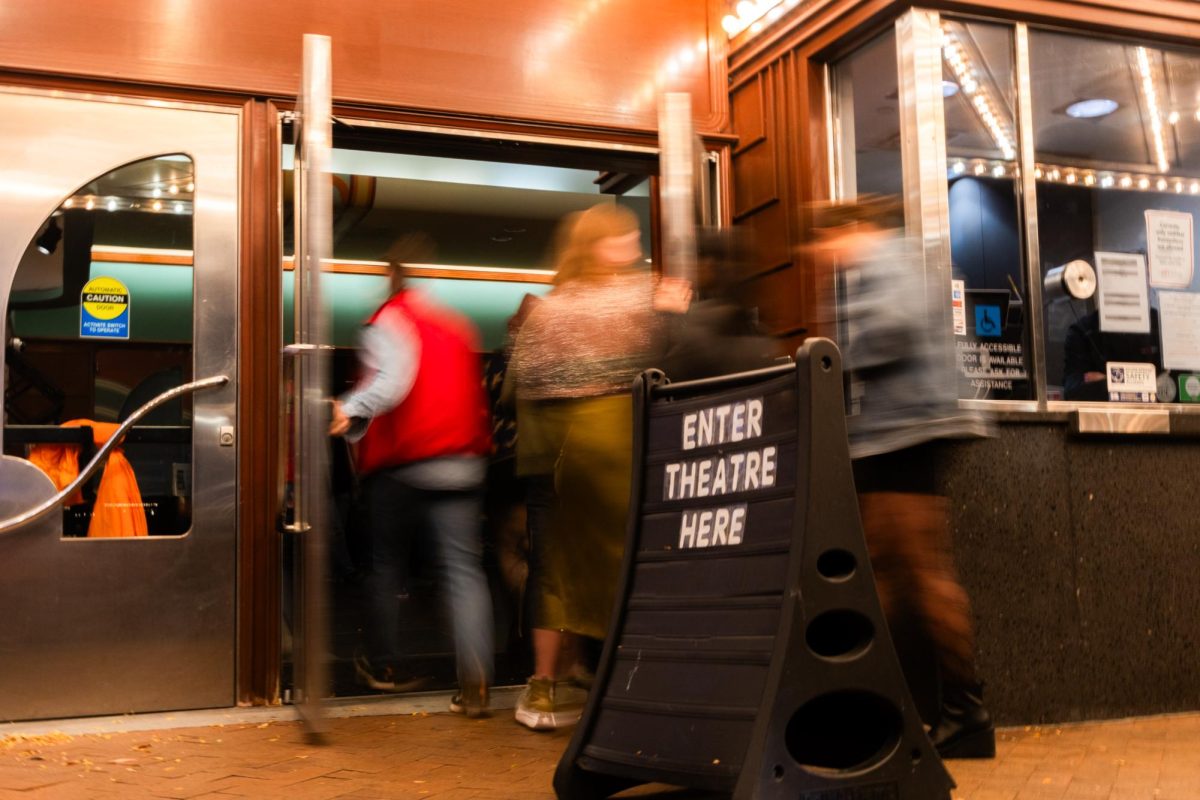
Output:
[80, 276, 130, 339]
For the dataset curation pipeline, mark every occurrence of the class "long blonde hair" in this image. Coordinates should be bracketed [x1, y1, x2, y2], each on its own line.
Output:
[552, 203, 641, 286]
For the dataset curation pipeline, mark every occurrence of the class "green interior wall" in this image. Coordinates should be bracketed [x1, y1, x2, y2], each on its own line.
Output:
[10, 261, 548, 351]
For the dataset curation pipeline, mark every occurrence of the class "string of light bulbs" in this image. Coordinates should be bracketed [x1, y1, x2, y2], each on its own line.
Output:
[721, 0, 803, 39]
[949, 158, 1200, 194]
[942, 26, 1016, 161]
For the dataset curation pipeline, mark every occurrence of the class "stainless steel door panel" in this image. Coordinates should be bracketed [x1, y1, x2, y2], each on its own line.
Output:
[0, 90, 239, 721]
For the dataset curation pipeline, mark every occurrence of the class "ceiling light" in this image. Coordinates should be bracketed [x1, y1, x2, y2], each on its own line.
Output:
[168, 184, 179, 195]
[992, 164, 1005, 177]
[1101, 175, 1115, 188]
[942, 81, 960, 98]
[174, 202, 184, 213]
[63, 198, 74, 209]
[952, 161, 966, 174]
[1065, 98, 1119, 119]
[35, 218, 62, 255]
[84, 198, 95, 210]
[1065, 173, 1077, 184]
[106, 199, 117, 212]
[1034, 167, 1044, 179]
[1084, 174, 1096, 186]
[974, 163, 986, 175]
[1120, 176, 1133, 188]
[152, 187, 162, 198]
[1138, 177, 1150, 189]
[152, 200, 163, 211]
[1157, 178, 1168, 191]
[1169, 110, 1181, 125]
[186, 181, 195, 192]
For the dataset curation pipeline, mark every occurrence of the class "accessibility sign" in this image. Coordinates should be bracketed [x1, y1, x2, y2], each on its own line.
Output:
[80, 276, 130, 339]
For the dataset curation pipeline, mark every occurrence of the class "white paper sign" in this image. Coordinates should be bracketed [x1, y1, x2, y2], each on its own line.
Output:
[1096, 251, 1151, 334]
[1106, 361, 1157, 402]
[1158, 290, 1200, 370]
[951, 279, 966, 336]
[1145, 210, 1194, 288]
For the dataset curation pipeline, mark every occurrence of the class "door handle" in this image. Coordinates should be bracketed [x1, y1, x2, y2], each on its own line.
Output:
[0, 375, 230, 535]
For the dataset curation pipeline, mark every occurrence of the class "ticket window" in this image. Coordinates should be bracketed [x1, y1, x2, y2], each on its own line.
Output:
[4, 155, 195, 536]
[1029, 30, 1200, 405]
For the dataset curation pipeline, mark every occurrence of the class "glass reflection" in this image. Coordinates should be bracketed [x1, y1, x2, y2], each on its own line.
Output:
[3, 155, 195, 535]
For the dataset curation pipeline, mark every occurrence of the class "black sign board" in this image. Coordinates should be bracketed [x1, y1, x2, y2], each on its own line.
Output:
[555, 339, 954, 800]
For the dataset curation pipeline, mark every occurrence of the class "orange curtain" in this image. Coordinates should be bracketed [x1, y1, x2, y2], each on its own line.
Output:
[27, 420, 149, 538]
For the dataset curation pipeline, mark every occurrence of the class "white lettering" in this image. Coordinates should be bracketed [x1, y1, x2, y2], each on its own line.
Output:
[747, 398, 763, 439]
[745, 450, 761, 489]
[696, 510, 713, 547]
[729, 453, 745, 489]
[711, 458, 727, 495]
[679, 511, 697, 548]
[697, 458, 712, 498]
[682, 414, 697, 450]
[762, 445, 777, 488]
[677, 504, 749, 549]
[679, 461, 697, 497]
[729, 506, 746, 544]
[731, 403, 746, 442]
[714, 405, 732, 444]
[697, 408, 713, 449]
[665, 463, 681, 500]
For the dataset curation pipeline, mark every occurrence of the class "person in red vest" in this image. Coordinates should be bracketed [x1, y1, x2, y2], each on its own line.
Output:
[330, 233, 493, 718]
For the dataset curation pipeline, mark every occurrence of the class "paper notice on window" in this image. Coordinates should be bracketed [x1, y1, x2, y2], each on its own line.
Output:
[1146, 210, 1194, 288]
[1106, 361, 1157, 403]
[1158, 290, 1200, 370]
[1096, 251, 1151, 334]
[951, 279, 966, 335]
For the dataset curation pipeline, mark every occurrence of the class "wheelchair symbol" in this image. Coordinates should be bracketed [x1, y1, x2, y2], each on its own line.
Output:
[975, 305, 1002, 337]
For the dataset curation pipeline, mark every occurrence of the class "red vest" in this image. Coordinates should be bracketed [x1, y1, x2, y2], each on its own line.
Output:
[355, 290, 492, 475]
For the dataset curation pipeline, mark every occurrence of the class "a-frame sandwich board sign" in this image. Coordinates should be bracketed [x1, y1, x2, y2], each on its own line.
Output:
[555, 338, 954, 800]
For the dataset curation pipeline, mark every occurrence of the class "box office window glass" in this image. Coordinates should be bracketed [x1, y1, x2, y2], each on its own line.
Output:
[1030, 30, 1200, 404]
[942, 20, 1032, 401]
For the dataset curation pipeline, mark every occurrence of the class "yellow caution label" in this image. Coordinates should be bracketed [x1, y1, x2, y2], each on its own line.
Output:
[80, 276, 130, 338]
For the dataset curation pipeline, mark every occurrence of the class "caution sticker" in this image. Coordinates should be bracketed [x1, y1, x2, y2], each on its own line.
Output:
[80, 276, 130, 339]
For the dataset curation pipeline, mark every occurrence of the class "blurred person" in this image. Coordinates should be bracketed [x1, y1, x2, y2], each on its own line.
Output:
[509, 203, 689, 731]
[806, 196, 995, 759]
[329, 233, 494, 718]
[659, 226, 779, 381]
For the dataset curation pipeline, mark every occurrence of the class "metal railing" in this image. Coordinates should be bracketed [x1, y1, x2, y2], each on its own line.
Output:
[0, 375, 229, 535]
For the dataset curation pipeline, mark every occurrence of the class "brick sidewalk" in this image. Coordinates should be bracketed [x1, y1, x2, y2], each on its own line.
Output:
[3, 705, 1199, 799]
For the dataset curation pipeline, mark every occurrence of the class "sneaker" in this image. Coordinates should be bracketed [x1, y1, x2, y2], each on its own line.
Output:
[353, 654, 429, 693]
[449, 684, 490, 719]
[514, 676, 585, 731]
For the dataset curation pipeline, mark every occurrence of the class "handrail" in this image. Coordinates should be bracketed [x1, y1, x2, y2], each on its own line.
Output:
[0, 375, 229, 536]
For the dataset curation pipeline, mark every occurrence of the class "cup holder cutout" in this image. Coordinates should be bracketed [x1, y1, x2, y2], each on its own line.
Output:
[816, 548, 856, 581]
[785, 691, 903, 774]
[806, 609, 874, 660]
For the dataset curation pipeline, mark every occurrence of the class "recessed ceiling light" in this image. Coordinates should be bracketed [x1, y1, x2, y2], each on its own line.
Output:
[1065, 98, 1119, 119]
[942, 80, 960, 98]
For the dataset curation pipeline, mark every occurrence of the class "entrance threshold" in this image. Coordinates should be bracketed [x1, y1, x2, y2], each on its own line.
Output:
[0, 686, 523, 738]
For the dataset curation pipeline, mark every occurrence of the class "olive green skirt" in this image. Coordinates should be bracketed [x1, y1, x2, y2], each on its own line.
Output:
[517, 394, 632, 640]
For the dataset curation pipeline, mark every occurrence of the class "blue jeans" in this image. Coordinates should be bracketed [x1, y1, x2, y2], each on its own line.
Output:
[362, 468, 493, 690]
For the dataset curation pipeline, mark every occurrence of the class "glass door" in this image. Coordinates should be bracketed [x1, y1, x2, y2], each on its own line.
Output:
[0, 88, 240, 720]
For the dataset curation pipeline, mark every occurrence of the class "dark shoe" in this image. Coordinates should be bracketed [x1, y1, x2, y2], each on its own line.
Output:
[353, 654, 429, 693]
[449, 684, 490, 719]
[931, 682, 995, 759]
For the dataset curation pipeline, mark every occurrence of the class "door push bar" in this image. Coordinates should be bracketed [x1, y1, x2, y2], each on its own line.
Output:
[0, 375, 230, 536]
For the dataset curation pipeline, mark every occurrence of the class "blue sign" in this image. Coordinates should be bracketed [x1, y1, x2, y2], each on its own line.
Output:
[974, 304, 1002, 338]
[80, 276, 131, 339]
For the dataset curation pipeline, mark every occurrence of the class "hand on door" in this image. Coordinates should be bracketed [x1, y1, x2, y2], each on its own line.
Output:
[329, 400, 351, 437]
